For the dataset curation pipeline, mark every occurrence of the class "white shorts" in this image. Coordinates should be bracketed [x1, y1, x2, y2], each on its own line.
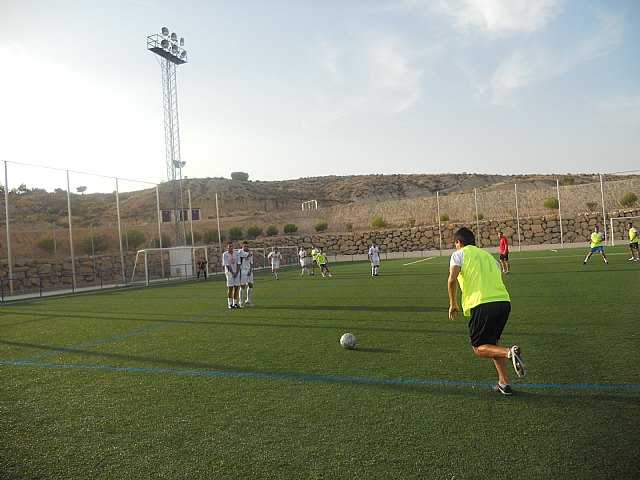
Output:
[371, 259, 380, 266]
[271, 263, 281, 271]
[225, 272, 240, 287]
[240, 270, 253, 285]
[299, 259, 307, 267]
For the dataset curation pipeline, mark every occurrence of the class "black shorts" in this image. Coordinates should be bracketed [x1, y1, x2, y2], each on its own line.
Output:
[468, 301, 511, 347]
[499, 253, 509, 261]
[630, 243, 639, 250]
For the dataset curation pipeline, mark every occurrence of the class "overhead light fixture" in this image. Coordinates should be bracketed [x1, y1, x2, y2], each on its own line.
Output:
[161, 39, 169, 49]
[171, 32, 177, 42]
[180, 38, 184, 46]
[161, 27, 169, 36]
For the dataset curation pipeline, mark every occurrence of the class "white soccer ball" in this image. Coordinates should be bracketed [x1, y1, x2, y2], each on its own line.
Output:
[340, 332, 357, 350]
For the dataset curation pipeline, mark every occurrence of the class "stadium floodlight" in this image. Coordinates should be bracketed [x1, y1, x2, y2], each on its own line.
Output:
[147, 27, 189, 246]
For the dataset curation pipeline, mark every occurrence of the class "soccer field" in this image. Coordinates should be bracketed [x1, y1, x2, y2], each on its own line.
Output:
[1, 247, 638, 479]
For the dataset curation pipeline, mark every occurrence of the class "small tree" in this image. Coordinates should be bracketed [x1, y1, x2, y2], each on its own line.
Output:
[345, 222, 353, 232]
[314, 221, 328, 232]
[82, 232, 108, 254]
[620, 191, 638, 207]
[475, 213, 484, 221]
[266, 225, 279, 236]
[204, 228, 225, 243]
[407, 218, 416, 227]
[283, 223, 298, 234]
[37, 233, 56, 253]
[229, 226, 243, 241]
[124, 229, 146, 251]
[76, 186, 88, 195]
[371, 216, 388, 229]
[230, 172, 249, 181]
[440, 214, 449, 222]
[586, 202, 597, 212]
[186, 230, 203, 245]
[543, 197, 559, 209]
[154, 233, 173, 248]
[247, 224, 263, 239]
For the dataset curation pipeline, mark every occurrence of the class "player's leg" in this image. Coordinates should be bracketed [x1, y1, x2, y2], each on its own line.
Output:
[600, 248, 608, 264]
[239, 284, 246, 307]
[246, 281, 253, 304]
[226, 285, 234, 309]
[583, 250, 593, 264]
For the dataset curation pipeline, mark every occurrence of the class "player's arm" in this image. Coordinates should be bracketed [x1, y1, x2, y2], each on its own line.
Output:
[447, 266, 461, 321]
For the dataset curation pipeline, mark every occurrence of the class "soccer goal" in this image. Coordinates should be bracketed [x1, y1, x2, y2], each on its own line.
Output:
[131, 246, 210, 286]
[609, 216, 640, 246]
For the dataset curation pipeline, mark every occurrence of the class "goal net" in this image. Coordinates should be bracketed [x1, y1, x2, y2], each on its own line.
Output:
[609, 216, 640, 246]
[131, 246, 210, 286]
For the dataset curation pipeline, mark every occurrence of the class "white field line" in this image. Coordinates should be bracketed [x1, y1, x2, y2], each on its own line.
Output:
[403, 257, 437, 266]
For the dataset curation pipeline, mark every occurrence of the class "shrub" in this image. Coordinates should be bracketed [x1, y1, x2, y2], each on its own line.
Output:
[153, 233, 172, 248]
[561, 177, 575, 186]
[620, 191, 638, 207]
[475, 213, 484, 221]
[247, 224, 263, 239]
[37, 233, 57, 253]
[266, 225, 278, 236]
[407, 218, 416, 227]
[372, 216, 388, 229]
[314, 221, 328, 232]
[543, 197, 559, 209]
[228, 226, 243, 241]
[230, 172, 249, 181]
[586, 202, 597, 212]
[345, 222, 353, 232]
[124, 229, 146, 251]
[203, 228, 225, 243]
[440, 214, 449, 222]
[82, 232, 108, 254]
[186, 230, 203, 246]
[283, 223, 298, 234]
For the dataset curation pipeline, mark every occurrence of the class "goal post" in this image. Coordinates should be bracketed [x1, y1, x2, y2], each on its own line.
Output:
[609, 216, 640, 246]
[131, 246, 210, 286]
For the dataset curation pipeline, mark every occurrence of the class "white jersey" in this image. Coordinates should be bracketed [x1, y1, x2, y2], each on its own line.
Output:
[268, 251, 282, 269]
[222, 250, 240, 273]
[298, 249, 307, 266]
[238, 248, 253, 272]
[368, 246, 380, 265]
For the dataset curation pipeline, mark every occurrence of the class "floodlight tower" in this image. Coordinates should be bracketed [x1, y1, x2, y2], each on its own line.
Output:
[147, 27, 188, 246]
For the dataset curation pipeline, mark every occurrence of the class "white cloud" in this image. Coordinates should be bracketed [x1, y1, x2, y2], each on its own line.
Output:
[382, 0, 564, 37]
[466, 8, 624, 105]
[313, 33, 435, 120]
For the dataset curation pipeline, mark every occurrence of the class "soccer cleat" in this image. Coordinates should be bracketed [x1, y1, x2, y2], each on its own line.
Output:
[328, 273, 332, 277]
[629, 257, 635, 261]
[492, 383, 513, 396]
[509, 346, 527, 378]
[228, 305, 233, 309]
[582, 261, 587, 265]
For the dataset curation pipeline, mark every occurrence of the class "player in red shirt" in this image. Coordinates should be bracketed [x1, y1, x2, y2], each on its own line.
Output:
[498, 231, 510, 274]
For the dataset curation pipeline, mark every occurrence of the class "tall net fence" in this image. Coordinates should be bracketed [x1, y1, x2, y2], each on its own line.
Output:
[1, 161, 639, 300]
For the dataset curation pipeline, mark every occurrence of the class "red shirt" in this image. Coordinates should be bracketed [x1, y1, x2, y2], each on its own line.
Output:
[499, 236, 509, 254]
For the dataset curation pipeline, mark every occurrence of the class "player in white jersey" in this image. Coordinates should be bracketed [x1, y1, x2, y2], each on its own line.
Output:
[238, 240, 254, 306]
[368, 242, 381, 276]
[222, 242, 241, 308]
[267, 247, 283, 280]
[298, 246, 309, 276]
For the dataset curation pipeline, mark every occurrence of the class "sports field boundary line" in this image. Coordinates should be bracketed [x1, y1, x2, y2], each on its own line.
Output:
[2, 360, 638, 392]
[402, 257, 436, 266]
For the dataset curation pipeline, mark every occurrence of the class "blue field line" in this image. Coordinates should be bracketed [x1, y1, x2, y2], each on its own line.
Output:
[13, 282, 330, 364]
[2, 360, 639, 392]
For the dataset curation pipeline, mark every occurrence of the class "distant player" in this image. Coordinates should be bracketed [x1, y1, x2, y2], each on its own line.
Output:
[368, 242, 380, 276]
[316, 247, 332, 277]
[311, 244, 319, 275]
[238, 240, 254, 306]
[448, 227, 526, 396]
[298, 246, 309, 276]
[196, 258, 208, 279]
[628, 222, 639, 261]
[267, 247, 283, 280]
[583, 225, 608, 265]
[498, 231, 510, 274]
[222, 242, 241, 308]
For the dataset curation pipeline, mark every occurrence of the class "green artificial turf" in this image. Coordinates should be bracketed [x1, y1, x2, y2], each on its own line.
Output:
[1, 247, 638, 479]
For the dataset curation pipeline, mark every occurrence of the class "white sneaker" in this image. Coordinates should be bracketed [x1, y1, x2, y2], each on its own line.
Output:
[629, 257, 635, 261]
[508, 346, 527, 378]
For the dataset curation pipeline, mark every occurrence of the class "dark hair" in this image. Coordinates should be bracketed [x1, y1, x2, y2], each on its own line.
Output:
[454, 227, 476, 247]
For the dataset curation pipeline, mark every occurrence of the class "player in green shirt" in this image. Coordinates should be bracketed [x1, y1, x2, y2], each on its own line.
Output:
[316, 247, 332, 277]
[448, 227, 526, 396]
[628, 222, 639, 261]
[311, 245, 319, 276]
[583, 225, 609, 265]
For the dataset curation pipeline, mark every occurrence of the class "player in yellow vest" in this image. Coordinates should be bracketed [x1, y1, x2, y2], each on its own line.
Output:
[311, 245, 320, 276]
[447, 227, 526, 396]
[583, 225, 609, 265]
[628, 222, 639, 261]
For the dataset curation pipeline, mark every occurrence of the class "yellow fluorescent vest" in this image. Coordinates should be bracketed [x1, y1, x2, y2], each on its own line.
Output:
[458, 245, 510, 316]
[590, 232, 603, 248]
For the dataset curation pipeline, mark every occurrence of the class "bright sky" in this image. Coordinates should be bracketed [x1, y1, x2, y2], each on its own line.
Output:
[1, 0, 638, 193]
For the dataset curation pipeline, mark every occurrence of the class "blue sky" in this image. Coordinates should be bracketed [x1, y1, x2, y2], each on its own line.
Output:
[0, 0, 638, 192]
